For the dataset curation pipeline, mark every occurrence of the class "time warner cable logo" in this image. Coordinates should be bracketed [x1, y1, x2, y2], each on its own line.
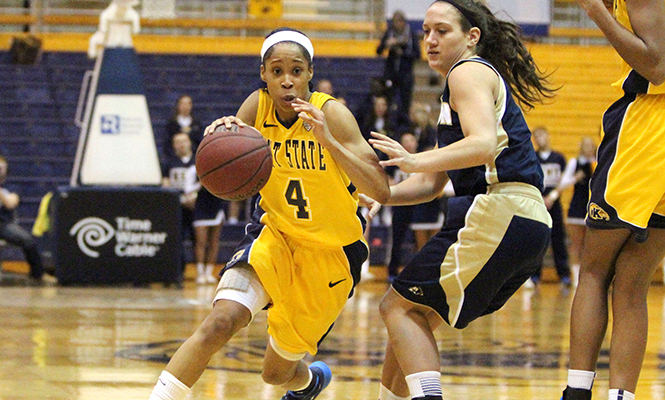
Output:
[69, 217, 168, 258]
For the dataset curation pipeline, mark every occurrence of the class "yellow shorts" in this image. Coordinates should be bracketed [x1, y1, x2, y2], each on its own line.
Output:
[588, 93, 665, 240]
[223, 215, 367, 355]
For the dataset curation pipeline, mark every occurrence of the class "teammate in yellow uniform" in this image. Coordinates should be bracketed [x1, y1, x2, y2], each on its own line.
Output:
[562, 1, 665, 399]
[148, 28, 390, 400]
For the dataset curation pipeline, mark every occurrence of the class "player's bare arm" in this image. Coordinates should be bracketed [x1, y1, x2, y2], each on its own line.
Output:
[204, 90, 260, 136]
[293, 98, 390, 204]
[578, 0, 665, 84]
[387, 170, 448, 207]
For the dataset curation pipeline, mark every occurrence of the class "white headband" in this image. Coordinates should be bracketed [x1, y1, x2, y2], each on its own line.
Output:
[260, 30, 314, 60]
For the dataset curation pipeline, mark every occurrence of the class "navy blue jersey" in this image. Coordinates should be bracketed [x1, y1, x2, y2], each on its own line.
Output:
[537, 150, 567, 195]
[437, 57, 544, 196]
[160, 154, 197, 194]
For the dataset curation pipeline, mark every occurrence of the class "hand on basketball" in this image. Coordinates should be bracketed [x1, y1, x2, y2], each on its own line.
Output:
[204, 116, 246, 137]
[292, 98, 333, 146]
[369, 132, 418, 172]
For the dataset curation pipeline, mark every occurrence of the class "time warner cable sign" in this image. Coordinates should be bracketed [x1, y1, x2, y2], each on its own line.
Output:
[69, 216, 168, 258]
[54, 187, 181, 285]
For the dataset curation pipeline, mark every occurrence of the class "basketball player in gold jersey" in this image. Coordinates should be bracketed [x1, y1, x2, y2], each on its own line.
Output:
[561, 1, 665, 399]
[147, 28, 390, 400]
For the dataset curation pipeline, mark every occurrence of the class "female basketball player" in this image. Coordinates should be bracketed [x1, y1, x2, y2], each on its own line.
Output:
[363, 1, 557, 399]
[148, 28, 390, 400]
[561, 0, 665, 399]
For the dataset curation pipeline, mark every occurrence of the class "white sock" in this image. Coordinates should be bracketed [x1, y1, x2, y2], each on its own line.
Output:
[379, 383, 410, 400]
[405, 371, 442, 398]
[609, 389, 635, 400]
[196, 263, 204, 276]
[567, 369, 595, 390]
[205, 264, 214, 276]
[149, 370, 191, 400]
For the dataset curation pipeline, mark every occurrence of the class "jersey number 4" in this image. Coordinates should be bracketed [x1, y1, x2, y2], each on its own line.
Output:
[285, 179, 310, 219]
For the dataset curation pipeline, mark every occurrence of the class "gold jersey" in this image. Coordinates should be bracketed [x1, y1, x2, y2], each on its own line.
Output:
[253, 89, 364, 247]
[612, 0, 665, 94]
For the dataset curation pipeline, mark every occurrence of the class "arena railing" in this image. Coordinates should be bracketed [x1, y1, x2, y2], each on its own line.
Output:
[0, 0, 384, 39]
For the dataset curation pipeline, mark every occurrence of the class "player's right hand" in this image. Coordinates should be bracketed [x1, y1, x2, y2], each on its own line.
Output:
[204, 116, 246, 136]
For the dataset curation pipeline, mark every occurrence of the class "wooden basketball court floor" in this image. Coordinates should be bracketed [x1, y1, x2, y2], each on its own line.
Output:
[2, 264, 665, 400]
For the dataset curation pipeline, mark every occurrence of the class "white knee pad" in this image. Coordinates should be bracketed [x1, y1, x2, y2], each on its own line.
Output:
[213, 265, 271, 322]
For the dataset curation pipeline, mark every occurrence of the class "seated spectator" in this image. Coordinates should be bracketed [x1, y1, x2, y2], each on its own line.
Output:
[386, 133, 418, 281]
[0, 156, 46, 282]
[161, 132, 199, 286]
[316, 78, 347, 107]
[315, 78, 335, 96]
[409, 101, 437, 152]
[354, 76, 391, 130]
[358, 94, 397, 159]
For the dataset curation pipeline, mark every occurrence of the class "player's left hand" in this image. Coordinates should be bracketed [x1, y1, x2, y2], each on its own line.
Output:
[292, 98, 334, 146]
[369, 131, 418, 172]
[358, 194, 382, 221]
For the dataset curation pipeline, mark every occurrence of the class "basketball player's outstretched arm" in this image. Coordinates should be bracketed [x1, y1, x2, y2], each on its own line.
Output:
[577, 0, 665, 84]
[292, 98, 390, 204]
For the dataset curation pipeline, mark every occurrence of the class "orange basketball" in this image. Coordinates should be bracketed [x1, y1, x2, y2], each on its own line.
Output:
[195, 123, 272, 201]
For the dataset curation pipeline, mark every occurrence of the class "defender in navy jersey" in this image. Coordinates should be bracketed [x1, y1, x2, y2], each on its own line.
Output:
[365, 1, 557, 399]
[530, 126, 572, 287]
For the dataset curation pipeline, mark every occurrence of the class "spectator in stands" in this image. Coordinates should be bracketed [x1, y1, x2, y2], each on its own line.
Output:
[0, 156, 46, 282]
[409, 101, 437, 152]
[407, 102, 444, 250]
[315, 78, 334, 96]
[161, 132, 199, 286]
[386, 133, 418, 282]
[355, 77, 390, 130]
[527, 126, 573, 288]
[376, 10, 421, 128]
[164, 94, 204, 160]
[565, 135, 597, 285]
[358, 93, 396, 229]
[191, 186, 226, 285]
[359, 94, 397, 160]
[316, 78, 347, 107]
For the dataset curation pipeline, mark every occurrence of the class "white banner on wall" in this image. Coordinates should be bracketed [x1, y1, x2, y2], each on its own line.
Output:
[81, 94, 162, 185]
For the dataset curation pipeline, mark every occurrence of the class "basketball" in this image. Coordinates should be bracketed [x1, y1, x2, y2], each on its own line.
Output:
[195, 123, 272, 201]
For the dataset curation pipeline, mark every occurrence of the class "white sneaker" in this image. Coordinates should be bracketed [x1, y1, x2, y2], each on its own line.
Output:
[206, 274, 218, 284]
[196, 275, 206, 284]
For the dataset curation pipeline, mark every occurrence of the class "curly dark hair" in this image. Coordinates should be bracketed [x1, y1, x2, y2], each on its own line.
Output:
[434, 0, 557, 109]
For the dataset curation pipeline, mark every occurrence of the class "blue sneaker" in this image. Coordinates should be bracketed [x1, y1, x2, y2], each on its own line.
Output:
[281, 361, 332, 400]
[561, 387, 591, 400]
